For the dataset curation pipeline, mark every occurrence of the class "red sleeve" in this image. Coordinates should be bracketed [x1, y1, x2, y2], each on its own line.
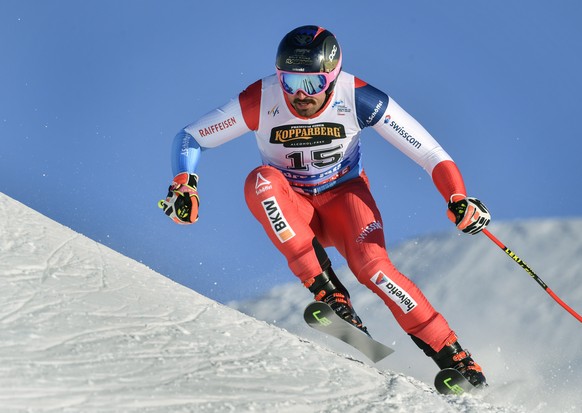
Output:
[238, 79, 262, 131]
[431, 160, 467, 202]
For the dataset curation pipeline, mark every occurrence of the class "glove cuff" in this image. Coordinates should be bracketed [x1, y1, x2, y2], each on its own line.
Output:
[449, 193, 466, 203]
[447, 198, 468, 226]
[173, 172, 199, 188]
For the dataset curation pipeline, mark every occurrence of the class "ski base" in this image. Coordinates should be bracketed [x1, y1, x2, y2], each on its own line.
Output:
[434, 368, 475, 395]
[303, 301, 394, 363]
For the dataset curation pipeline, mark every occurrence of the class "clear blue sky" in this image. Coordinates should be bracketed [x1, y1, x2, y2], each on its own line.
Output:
[1, 1, 581, 302]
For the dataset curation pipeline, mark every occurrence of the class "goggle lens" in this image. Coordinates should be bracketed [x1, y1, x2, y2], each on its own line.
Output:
[278, 73, 329, 96]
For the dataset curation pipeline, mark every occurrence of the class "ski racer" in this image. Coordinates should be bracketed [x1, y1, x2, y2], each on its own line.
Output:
[160, 25, 491, 388]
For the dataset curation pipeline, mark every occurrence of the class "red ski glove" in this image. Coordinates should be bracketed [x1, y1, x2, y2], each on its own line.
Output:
[447, 196, 491, 235]
[159, 173, 200, 224]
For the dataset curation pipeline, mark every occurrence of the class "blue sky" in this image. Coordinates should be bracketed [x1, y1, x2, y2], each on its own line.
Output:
[1, 1, 581, 302]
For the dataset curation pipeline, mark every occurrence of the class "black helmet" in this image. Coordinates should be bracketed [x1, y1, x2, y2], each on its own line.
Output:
[276, 25, 342, 75]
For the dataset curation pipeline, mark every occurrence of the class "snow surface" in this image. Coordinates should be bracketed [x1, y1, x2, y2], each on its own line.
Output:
[233, 219, 582, 413]
[0, 192, 579, 413]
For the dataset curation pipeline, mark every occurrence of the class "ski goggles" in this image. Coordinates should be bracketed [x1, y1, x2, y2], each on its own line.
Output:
[277, 70, 335, 96]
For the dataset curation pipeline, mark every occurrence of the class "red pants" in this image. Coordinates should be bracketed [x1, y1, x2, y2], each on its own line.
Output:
[244, 165, 455, 352]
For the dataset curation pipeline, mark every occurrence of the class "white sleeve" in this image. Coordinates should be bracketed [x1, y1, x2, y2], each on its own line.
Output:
[184, 98, 252, 149]
[372, 98, 452, 174]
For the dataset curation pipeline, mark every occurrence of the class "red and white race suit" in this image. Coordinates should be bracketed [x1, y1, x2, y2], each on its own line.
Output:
[171, 71, 467, 352]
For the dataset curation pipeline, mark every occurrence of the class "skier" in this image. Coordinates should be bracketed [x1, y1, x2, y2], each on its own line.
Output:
[160, 25, 491, 388]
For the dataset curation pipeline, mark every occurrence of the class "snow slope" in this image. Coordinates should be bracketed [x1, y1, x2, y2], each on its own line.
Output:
[0, 192, 578, 413]
[233, 220, 582, 413]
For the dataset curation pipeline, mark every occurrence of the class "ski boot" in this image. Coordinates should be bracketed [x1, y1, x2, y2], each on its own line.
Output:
[303, 267, 370, 336]
[411, 334, 487, 388]
[432, 340, 487, 388]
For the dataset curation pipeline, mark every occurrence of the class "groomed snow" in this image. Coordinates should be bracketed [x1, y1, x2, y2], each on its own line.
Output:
[1, 193, 579, 412]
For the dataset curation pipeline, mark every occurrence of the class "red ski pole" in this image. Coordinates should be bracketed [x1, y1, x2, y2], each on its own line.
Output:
[482, 228, 582, 323]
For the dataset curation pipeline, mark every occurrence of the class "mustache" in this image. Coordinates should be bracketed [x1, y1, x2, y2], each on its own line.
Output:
[293, 97, 317, 105]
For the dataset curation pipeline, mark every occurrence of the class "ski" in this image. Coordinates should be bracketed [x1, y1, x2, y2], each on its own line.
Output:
[303, 301, 394, 363]
[434, 368, 476, 396]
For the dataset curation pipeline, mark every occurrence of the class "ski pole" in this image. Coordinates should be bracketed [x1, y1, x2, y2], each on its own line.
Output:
[482, 228, 582, 323]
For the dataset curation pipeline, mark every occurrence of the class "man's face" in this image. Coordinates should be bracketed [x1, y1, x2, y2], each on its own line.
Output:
[285, 90, 326, 118]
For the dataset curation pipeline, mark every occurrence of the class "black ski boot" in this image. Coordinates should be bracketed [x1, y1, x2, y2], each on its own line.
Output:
[432, 341, 487, 388]
[411, 335, 487, 388]
[304, 267, 369, 336]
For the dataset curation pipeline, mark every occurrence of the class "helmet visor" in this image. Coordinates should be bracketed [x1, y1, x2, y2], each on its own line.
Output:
[277, 71, 331, 96]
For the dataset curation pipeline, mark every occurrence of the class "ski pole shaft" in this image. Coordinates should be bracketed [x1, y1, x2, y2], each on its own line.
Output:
[482, 228, 582, 323]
